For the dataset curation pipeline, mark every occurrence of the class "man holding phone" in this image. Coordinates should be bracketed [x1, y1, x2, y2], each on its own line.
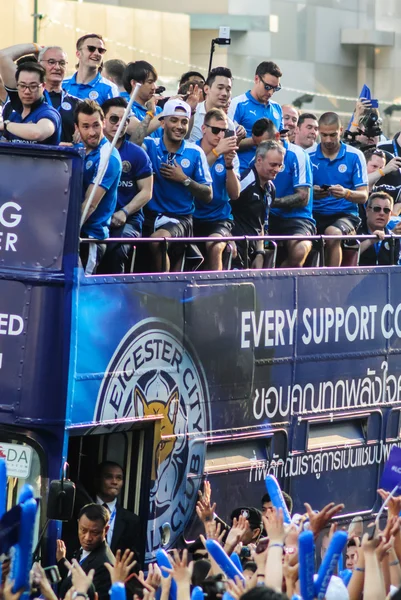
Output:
[310, 112, 368, 266]
[189, 67, 240, 142]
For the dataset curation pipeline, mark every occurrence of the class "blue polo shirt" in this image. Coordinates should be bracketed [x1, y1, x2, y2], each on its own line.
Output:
[309, 142, 368, 216]
[143, 136, 212, 215]
[270, 142, 314, 222]
[117, 138, 153, 230]
[131, 101, 163, 138]
[6, 97, 61, 145]
[194, 141, 239, 221]
[120, 91, 131, 103]
[228, 91, 283, 173]
[82, 137, 122, 239]
[63, 72, 119, 104]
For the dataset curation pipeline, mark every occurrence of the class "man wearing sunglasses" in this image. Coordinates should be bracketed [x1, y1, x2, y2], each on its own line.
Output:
[0, 43, 80, 143]
[228, 61, 283, 174]
[194, 108, 241, 270]
[357, 191, 401, 266]
[98, 97, 153, 274]
[63, 34, 119, 105]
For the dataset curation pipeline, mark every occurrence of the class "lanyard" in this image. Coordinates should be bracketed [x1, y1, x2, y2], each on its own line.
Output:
[107, 506, 117, 544]
[393, 139, 399, 157]
[44, 89, 65, 113]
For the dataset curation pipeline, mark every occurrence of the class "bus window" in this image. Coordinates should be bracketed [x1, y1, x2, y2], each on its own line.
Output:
[386, 409, 401, 441]
[308, 420, 366, 451]
[0, 438, 43, 545]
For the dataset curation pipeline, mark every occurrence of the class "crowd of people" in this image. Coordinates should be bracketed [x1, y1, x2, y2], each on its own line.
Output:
[4, 466, 401, 600]
[0, 34, 401, 274]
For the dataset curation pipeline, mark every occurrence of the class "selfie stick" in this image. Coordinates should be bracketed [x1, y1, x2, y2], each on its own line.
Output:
[298, 531, 315, 600]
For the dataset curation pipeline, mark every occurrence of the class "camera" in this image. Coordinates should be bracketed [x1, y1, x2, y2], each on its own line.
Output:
[359, 110, 383, 139]
[343, 109, 383, 151]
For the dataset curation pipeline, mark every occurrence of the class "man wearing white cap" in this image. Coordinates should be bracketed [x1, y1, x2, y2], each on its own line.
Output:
[143, 98, 213, 272]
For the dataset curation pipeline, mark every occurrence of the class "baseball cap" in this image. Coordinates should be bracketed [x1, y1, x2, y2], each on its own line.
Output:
[230, 507, 263, 530]
[158, 98, 191, 120]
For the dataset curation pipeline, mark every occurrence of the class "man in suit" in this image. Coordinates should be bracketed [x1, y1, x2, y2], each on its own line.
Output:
[57, 504, 115, 600]
[94, 461, 141, 561]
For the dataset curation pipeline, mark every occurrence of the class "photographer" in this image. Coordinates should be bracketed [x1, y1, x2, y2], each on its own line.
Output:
[377, 131, 401, 188]
[364, 148, 401, 191]
[344, 98, 383, 151]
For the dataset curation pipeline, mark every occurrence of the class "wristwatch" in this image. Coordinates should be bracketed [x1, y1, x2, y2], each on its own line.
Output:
[2, 120, 10, 132]
[182, 177, 191, 187]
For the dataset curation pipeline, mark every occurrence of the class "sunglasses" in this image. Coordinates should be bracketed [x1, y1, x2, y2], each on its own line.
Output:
[373, 150, 385, 157]
[260, 77, 282, 93]
[108, 115, 128, 125]
[370, 205, 391, 214]
[205, 123, 228, 135]
[86, 45, 107, 55]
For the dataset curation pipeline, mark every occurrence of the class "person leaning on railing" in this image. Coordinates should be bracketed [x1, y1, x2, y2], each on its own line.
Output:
[357, 191, 401, 266]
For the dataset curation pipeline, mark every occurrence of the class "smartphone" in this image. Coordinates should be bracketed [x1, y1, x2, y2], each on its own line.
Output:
[321, 184, 331, 190]
[255, 537, 269, 554]
[225, 129, 235, 138]
[44, 566, 61, 584]
[370, 99, 379, 108]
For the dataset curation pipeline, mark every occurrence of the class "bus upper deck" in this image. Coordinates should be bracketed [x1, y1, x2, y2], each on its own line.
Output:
[1, 142, 401, 561]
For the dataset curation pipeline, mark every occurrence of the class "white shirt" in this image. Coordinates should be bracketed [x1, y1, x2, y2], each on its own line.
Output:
[80, 549, 91, 563]
[96, 496, 117, 546]
[189, 101, 235, 142]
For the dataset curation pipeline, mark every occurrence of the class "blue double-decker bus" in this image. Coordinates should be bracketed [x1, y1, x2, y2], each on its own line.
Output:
[1, 142, 401, 563]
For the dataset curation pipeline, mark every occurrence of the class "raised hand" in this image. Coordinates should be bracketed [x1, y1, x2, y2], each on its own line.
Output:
[104, 549, 137, 583]
[304, 501, 344, 539]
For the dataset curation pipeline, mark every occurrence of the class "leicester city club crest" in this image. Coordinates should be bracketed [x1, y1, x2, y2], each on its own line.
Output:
[95, 318, 211, 560]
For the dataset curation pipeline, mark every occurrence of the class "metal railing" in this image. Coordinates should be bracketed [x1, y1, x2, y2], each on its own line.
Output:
[79, 233, 401, 274]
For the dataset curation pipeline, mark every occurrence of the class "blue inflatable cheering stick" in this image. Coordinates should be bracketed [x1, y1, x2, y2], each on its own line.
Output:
[230, 552, 243, 573]
[11, 484, 38, 599]
[191, 586, 204, 600]
[110, 582, 126, 600]
[156, 548, 177, 600]
[0, 459, 7, 583]
[264, 475, 291, 525]
[314, 531, 348, 599]
[205, 539, 245, 581]
[298, 531, 315, 600]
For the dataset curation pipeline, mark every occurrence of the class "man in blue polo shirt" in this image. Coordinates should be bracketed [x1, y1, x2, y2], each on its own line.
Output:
[142, 98, 212, 272]
[228, 61, 283, 174]
[63, 34, 119, 105]
[0, 42, 80, 143]
[309, 112, 368, 266]
[195, 107, 240, 270]
[0, 62, 61, 145]
[99, 97, 153, 274]
[75, 99, 122, 275]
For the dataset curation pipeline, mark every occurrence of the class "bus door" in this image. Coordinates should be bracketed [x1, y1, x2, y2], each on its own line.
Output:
[64, 416, 162, 563]
[184, 429, 288, 542]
